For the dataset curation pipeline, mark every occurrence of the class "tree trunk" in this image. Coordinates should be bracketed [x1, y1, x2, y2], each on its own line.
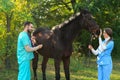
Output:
[5, 12, 13, 69]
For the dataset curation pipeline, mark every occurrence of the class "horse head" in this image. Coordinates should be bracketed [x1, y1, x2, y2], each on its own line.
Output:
[79, 9, 100, 38]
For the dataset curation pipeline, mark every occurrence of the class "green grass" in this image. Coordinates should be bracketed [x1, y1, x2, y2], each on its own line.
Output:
[0, 56, 120, 80]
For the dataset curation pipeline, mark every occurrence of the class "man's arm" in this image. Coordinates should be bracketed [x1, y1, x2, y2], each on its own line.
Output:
[25, 44, 43, 52]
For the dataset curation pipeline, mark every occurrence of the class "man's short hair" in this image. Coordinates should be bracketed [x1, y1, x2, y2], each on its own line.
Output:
[24, 21, 32, 27]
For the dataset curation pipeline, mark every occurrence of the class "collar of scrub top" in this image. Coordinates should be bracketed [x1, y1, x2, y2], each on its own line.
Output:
[105, 37, 110, 42]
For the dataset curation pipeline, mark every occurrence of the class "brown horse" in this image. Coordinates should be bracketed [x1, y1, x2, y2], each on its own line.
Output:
[32, 9, 99, 80]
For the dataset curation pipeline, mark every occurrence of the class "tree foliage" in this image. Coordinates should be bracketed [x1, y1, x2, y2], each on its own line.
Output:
[31, 0, 73, 27]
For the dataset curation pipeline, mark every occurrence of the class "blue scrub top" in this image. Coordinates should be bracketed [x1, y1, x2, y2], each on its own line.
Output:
[17, 31, 34, 64]
[97, 40, 114, 65]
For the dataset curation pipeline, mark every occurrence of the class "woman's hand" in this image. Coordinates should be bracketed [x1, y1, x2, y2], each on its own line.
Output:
[99, 29, 102, 37]
[88, 45, 93, 50]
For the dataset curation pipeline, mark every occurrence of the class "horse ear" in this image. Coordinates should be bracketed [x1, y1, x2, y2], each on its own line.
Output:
[80, 9, 85, 17]
[80, 9, 90, 14]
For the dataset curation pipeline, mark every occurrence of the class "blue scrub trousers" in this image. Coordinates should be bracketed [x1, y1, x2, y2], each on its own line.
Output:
[98, 64, 112, 80]
[18, 60, 31, 80]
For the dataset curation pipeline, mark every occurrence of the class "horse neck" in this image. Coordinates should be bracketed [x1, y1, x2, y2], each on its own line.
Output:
[60, 19, 82, 44]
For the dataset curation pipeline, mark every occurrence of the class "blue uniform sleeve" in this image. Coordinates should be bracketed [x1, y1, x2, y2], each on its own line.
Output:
[21, 33, 30, 47]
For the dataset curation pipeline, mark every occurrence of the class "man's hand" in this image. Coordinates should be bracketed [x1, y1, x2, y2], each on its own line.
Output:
[31, 36, 36, 45]
[38, 44, 43, 49]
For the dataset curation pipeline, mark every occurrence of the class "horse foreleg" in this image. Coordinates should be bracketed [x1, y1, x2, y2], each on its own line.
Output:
[63, 57, 70, 80]
[42, 57, 48, 80]
[32, 53, 39, 80]
[54, 59, 61, 80]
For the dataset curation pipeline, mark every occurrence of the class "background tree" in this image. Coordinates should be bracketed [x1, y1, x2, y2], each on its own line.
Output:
[0, 0, 15, 68]
[0, 0, 35, 68]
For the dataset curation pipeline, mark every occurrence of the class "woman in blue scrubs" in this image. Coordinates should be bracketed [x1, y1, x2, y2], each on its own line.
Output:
[17, 21, 43, 80]
[88, 28, 114, 80]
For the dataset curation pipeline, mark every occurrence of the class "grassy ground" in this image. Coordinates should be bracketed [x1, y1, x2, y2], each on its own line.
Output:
[0, 56, 120, 80]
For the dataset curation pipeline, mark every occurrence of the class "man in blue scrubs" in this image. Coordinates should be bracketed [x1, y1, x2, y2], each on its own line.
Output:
[17, 21, 43, 80]
[88, 28, 114, 80]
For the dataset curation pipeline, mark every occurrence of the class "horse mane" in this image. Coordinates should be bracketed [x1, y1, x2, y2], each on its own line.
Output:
[52, 9, 91, 30]
[52, 12, 81, 30]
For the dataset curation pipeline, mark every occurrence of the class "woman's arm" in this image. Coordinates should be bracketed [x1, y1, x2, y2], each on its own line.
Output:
[88, 45, 99, 55]
[99, 37, 106, 49]
[91, 48, 99, 55]
[98, 29, 107, 52]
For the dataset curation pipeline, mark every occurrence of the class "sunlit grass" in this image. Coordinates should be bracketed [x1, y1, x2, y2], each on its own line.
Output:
[0, 56, 120, 80]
